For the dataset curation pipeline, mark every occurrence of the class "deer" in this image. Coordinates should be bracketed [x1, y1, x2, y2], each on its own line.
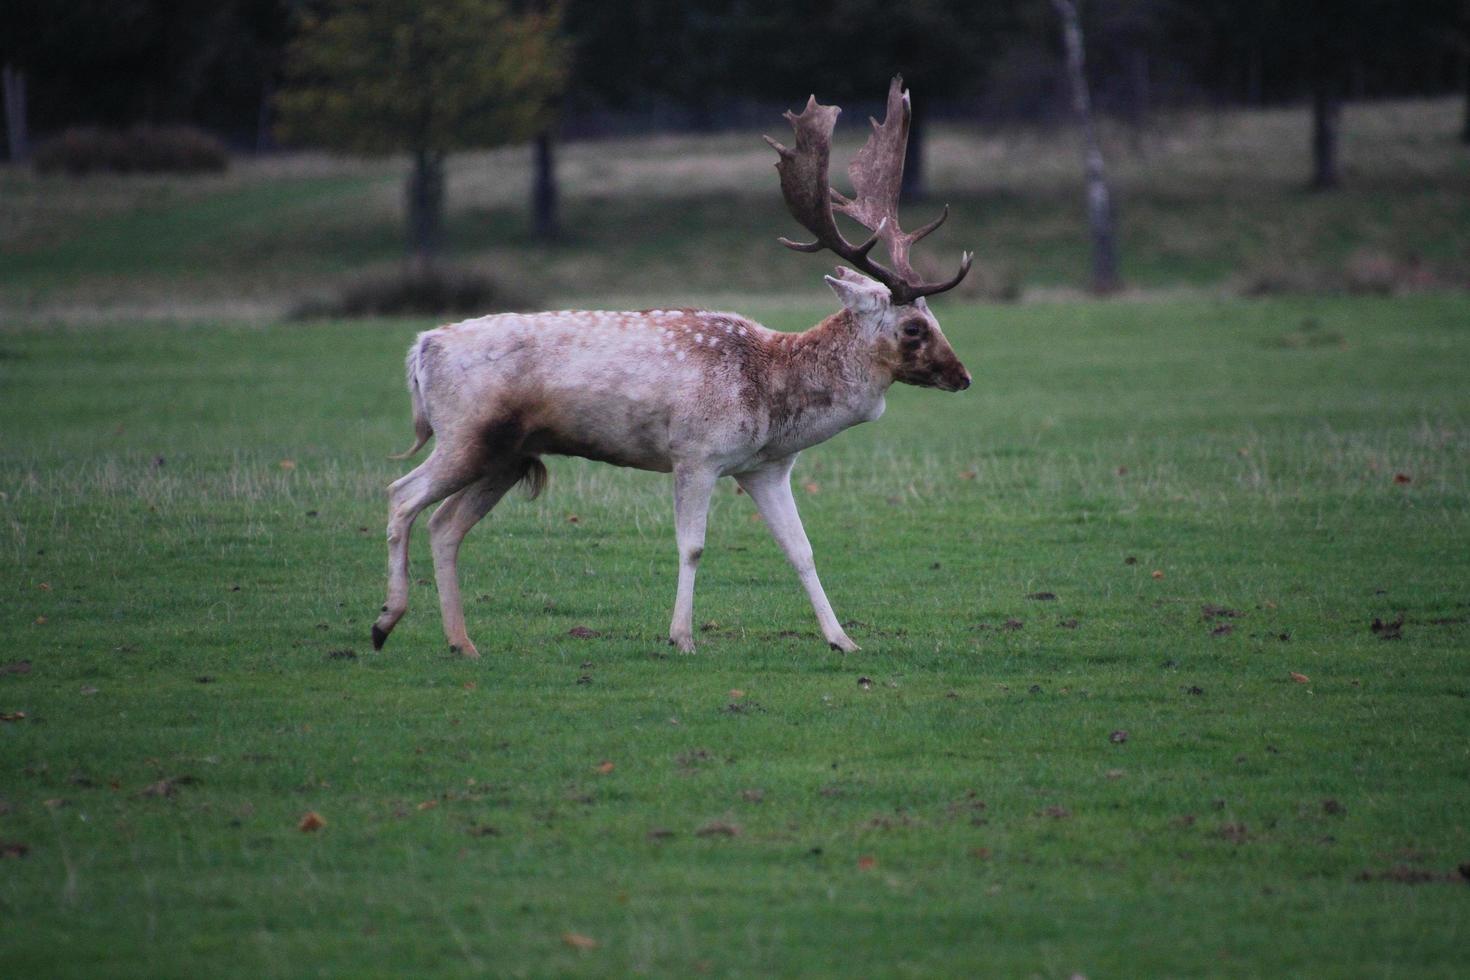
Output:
[371, 76, 973, 658]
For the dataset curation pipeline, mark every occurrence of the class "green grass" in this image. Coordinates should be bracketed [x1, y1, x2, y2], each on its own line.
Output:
[2, 295, 1468, 976]
[3, 98, 1467, 317]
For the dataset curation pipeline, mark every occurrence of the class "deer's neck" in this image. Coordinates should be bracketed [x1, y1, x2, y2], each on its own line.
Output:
[762, 310, 890, 451]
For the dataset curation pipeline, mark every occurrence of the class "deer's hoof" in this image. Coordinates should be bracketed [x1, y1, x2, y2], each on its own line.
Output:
[449, 642, 481, 659]
[371, 624, 389, 651]
[669, 634, 697, 654]
[828, 635, 860, 654]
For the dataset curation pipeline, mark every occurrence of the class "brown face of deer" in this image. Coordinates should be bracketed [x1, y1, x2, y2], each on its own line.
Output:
[891, 303, 970, 391]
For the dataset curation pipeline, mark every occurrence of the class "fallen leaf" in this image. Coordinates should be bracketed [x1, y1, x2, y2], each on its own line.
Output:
[298, 811, 326, 832]
[1002, 618, 1024, 631]
[568, 626, 600, 639]
[694, 820, 740, 838]
[1289, 672, 1311, 684]
[43, 798, 66, 809]
[740, 788, 764, 803]
[1370, 614, 1404, 640]
[857, 855, 877, 871]
[0, 661, 31, 675]
[1210, 624, 1234, 637]
[959, 469, 977, 480]
[80, 685, 99, 696]
[1217, 822, 1249, 844]
[416, 800, 439, 811]
[138, 779, 177, 798]
[278, 459, 296, 471]
[1393, 472, 1412, 484]
[462, 680, 476, 690]
[1109, 730, 1129, 743]
[1106, 769, 1125, 780]
[803, 481, 821, 494]
[728, 689, 744, 699]
[857, 676, 873, 690]
[0, 712, 26, 723]
[595, 761, 615, 774]
[33, 616, 47, 625]
[1151, 570, 1164, 580]
[1041, 805, 1072, 819]
[1026, 591, 1058, 601]
[562, 933, 599, 950]
[37, 582, 51, 591]
[646, 827, 676, 841]
[1, 842, 28, 859]
[566, 513, 580, 524]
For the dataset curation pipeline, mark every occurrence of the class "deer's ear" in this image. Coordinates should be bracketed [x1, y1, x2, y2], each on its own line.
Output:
[825, 271, 889, 314]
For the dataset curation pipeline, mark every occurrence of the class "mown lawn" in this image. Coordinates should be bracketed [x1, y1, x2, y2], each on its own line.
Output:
[1, 295, 1468, 977]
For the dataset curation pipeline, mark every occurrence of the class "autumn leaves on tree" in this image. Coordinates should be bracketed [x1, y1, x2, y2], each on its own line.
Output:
[276, 0, 566, 267]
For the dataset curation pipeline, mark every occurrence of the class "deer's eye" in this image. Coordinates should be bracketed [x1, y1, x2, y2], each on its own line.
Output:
[902, 320, 926, 338]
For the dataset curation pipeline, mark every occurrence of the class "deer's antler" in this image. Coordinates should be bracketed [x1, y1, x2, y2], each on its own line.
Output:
[764, 76, 972, 304]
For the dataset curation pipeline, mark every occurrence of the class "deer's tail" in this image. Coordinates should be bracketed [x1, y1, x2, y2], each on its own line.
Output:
[388, 336, 433, 460]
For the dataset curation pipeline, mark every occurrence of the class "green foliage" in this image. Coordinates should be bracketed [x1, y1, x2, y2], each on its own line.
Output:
[276, 0, 567, 156]
[0, 297, 1468, 975]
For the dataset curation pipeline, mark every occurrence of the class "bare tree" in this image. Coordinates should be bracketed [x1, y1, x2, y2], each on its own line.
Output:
[1052, 0, 1121, 294]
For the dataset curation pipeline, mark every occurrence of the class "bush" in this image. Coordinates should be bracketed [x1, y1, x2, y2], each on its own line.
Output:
[33, 126, 229, 175]
[291, 265, 536, 319]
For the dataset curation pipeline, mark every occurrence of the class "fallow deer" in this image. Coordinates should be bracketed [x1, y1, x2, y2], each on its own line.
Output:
[372, 76, 973, 657]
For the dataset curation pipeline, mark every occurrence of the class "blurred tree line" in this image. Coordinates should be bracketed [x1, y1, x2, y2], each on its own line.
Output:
[4, 0, 1465, 152]
[3, 0, 1466, 272]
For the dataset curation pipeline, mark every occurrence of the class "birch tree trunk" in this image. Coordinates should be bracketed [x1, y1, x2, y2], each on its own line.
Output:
[1052, 0, 1121, 294]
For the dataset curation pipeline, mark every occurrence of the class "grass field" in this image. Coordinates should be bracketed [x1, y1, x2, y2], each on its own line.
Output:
[2, 294, 1468, 976]
[3, 98, 1467, 319]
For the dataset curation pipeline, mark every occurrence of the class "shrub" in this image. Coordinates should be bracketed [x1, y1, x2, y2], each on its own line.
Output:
[33, 126, 229, 175]
[291, 265, 536, 319]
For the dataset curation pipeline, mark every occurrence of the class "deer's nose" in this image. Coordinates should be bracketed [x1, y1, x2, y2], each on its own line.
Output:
[956, 370, 972, 391]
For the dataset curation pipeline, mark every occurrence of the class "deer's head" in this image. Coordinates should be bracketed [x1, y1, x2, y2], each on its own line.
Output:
[824, 267, 970, 391]
[766, 76, 972, 392]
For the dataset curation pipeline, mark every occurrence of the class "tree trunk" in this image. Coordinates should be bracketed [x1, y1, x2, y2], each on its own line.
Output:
[256, 79, 275, 155]
[407, 149, 446, 268]
[532, 130, 559, 240]
[1310, 83, 1341, 190]
[1127, 46, 1150, 154]
[901, 100, 926, 202]
[3, 64, 29, 164]
[1462, 53, 1470, 144]
[1052, 0, 1121, 295]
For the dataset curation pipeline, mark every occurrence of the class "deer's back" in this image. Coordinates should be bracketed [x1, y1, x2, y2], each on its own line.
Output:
[416, 309, 782, 472]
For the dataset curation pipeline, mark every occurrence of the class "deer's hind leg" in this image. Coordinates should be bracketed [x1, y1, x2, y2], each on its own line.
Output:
[427, 460, 528, 658]
[372, 448, 481, 651]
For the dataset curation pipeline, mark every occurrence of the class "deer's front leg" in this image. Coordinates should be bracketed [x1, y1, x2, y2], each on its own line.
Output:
[668, 463, 719, 653]
[737, 459, 859, 653]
